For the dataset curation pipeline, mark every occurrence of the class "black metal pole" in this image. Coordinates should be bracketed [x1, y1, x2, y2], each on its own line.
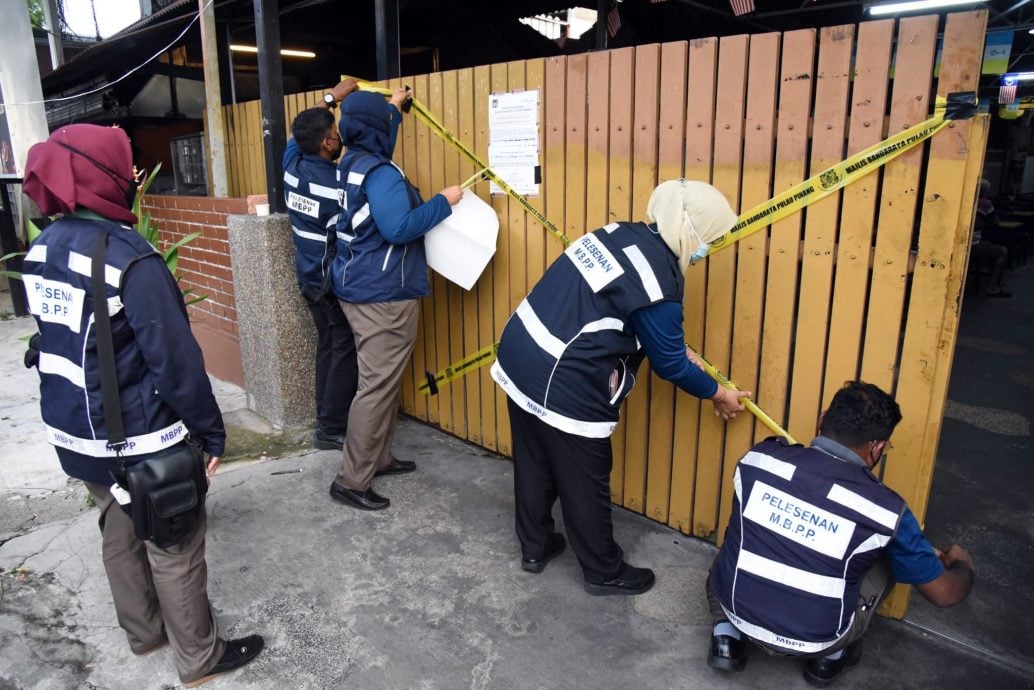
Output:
[254, 0, 286, 212]
[375, 0, 400, 80]
[0, 179, 28, 317]
[596, 0, 608, 51]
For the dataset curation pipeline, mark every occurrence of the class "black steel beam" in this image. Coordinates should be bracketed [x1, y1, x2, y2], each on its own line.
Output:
[254, 0, 287, 212]
[375, 0, 401, 80]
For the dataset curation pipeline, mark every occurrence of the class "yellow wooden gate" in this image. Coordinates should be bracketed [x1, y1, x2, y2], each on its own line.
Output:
[223, 11, 989, 617]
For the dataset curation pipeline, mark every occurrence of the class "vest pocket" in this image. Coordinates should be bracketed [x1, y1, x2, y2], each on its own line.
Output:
[608, 359, 633, 406]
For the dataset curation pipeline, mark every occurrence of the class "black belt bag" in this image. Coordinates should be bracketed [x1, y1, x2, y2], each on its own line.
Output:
[118, 439, 207, 548]
[90, 232, 208, 549]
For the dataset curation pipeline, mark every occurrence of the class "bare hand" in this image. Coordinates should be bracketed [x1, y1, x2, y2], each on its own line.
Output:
[939, 544, 974, 571]
[712, 388, 750, 421]
[330, 78, 359, 104]
[389, 86, 412, 110]
[206, 455, 222, 485]
[440, 185, 463, 205]
[685, 346, 705, 371]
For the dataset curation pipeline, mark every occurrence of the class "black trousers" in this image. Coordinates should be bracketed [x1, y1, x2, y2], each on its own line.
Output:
[507, 398, 623, 582]
[302, 287, 358, 436]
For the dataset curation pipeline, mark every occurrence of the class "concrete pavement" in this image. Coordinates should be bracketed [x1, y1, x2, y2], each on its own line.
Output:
[0, 291, 1031, 689]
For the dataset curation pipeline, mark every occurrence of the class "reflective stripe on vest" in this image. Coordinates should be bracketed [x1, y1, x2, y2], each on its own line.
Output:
[45, 419, 188, 457]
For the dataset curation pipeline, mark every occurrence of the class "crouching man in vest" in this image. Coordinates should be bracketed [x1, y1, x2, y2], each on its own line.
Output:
[706, 381, 975, 686]
[21, 125, 263, 687]
[492, 180, 750, 595]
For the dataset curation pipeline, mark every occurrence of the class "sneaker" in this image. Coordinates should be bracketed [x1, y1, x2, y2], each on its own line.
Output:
[707, 632, 746, 672]
[183, 635, 264, 688]
[803, 642, 862, 688]
[521, 533, 566, 573]
[583, 563, 655, 596]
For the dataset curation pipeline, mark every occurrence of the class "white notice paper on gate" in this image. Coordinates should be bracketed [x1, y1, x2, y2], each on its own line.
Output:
[488, 89, 540, 196]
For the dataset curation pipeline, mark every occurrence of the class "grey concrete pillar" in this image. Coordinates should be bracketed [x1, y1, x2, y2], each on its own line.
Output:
[227, 213, 315, 429]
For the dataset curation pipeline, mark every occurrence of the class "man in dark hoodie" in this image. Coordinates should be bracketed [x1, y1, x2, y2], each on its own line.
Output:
[328, 86, 463, 511]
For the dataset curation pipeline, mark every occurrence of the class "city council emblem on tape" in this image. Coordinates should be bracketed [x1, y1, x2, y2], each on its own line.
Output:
[819, 169, 841, 191]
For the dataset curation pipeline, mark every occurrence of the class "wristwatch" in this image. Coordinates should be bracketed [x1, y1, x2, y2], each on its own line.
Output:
[323, 93, 337, 109]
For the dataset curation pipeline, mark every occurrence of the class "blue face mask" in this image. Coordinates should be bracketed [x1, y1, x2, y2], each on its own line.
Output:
[689, 242, 711, 265]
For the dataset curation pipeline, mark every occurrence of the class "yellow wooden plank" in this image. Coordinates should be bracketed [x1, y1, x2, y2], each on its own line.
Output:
[457, 66, 483, 445]
[222, 104, 238, 197]
[606, 47, 633, 504]
[442, 69, 468, 439]
[717, 32, 780, 537]
[523, 57, 547, 311]
[490, 62, 513, 455]
[412, 73, 439, 427]
[543, 56, 567, 270]
[624, 41, 662, 517]
[859, 15, 939, 391]
[786, 24, 854, 443]
[247, 99, 263, 196]
[881, 9, 987, 620]
[754, 29, 815, 445]
[474, 64, 498, 452]
[692, 34, 748, 540]
[585, 51, 610, 232]
[644, 40, 687, 525]
[670, 37, 717, 534]
[621, 40, 660, 514]
[394, 76, 424, 420]
[823, 19, 895, 406]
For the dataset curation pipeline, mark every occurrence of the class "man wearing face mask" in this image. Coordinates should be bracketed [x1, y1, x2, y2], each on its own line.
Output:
[283, 79, 360, 451]
[705, 381, 974, 687]
[328, 86, 463, 511]
[491, 180, 750, 595]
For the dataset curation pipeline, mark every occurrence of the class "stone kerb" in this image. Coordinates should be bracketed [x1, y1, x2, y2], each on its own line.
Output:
[227, 213, 315, 429]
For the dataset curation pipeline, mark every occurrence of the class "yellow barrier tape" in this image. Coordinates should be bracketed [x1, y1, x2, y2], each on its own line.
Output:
[417, 342, 499, 394]
[348, 81, 970, 443]
[692, 94, 976, 263]
[688, 346, 797, 444]
[354, 81, 571, 247]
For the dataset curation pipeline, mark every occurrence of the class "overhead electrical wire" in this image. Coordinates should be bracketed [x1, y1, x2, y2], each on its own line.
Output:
[6, 0, 215, 108]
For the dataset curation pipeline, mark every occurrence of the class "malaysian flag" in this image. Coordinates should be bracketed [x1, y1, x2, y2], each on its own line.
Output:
[730, 0, 755, 16]
[1000, 75, 1018, 105]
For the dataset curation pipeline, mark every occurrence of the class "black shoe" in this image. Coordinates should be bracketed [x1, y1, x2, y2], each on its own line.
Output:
[583, 563, 655, 596]
[183, 635, 264, 688]
[314, 429, 344, 451]
[803, 642, 862, 688]
[707, 634, 746, 672]
[329, 482, 390, 510]
[521, 533, 566, 573]
[374, 458, 416, 476]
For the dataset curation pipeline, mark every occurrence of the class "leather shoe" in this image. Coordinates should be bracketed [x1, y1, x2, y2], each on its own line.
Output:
[375, 458, 416, 476]
[707, 633, 746, 672]
[583, 563, 655, 596]
[803, 642, 861, 687]
[183, 635, 264, 688]
[521, 533, 566, 573]
[314, 428, 344, 451]
[329, 482, 389, 510]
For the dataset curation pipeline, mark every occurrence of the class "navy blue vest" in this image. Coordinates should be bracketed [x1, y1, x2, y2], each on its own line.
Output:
[711, 438, 906, 653]
[492, 222, 683, 437]
[283, 144, 340, 293]
[23, 217, 188, 459]
[331, 150, 428, 303]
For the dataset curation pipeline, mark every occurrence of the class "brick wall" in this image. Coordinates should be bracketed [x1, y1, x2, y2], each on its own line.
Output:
[142, 195, 248, 386]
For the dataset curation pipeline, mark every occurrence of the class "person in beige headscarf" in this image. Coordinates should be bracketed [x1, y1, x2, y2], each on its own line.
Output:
[491, 179, 750, 596]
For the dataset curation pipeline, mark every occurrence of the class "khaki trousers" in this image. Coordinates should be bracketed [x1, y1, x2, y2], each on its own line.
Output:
[85, 482, 224, 683]
[335, 299, 419, 490]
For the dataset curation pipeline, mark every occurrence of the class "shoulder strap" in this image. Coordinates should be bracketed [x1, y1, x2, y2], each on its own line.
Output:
[90, 232, 127, 453]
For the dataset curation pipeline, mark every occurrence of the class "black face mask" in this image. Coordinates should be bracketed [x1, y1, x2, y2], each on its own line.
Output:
[54, 140, 138, 210]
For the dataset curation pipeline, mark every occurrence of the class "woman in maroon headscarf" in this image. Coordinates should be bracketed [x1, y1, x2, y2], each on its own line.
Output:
[22, 124, 262, 687]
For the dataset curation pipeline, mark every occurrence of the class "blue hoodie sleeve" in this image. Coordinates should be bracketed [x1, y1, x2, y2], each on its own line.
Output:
[365, 164, 452, 244]
[629, 301, 718, 399]
[282, 137, 301, 171]
[120, 255, 226, 456]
